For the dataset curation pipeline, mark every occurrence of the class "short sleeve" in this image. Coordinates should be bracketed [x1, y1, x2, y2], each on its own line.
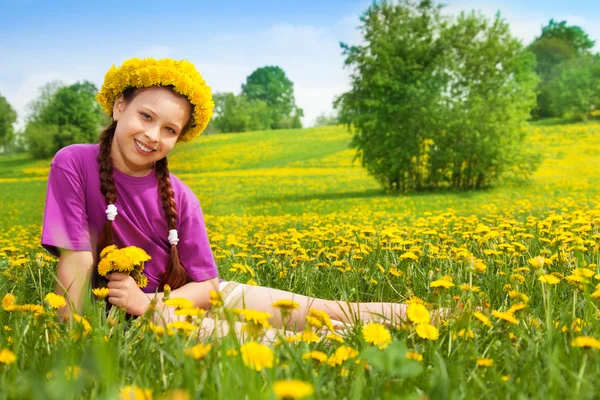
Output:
[41, 160, 91, 257]
[177, 202, 219, 282]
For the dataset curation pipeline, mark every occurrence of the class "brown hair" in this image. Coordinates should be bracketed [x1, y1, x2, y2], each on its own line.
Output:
[91, 86, 192, 292]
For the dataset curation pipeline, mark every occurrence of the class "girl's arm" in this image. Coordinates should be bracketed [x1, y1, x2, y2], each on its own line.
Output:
[56, 248, 94, 318]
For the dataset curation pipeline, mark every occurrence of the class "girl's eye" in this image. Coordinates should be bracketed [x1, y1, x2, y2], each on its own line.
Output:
[141, 112, 152, 121]
[167, 127, 177, 134]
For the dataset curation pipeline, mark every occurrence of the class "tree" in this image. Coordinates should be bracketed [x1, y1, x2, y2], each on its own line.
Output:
[24, 80, 108, 158]
[313, 112, 339, 127]
[212, 92, 271, 133]
[546, 55, 600, 120]
[527, 20, 596, 117]
[241, 66, 304, 129]
[0, 93, 17, 152]
[335, 0, 538, 192]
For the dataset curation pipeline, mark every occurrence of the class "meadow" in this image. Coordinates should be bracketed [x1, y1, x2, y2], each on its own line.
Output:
[1, 120, 600, 399]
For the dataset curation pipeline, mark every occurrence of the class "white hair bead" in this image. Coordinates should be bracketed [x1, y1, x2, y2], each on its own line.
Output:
[168, 229, 179, 246]
[105, 204, 118, 221]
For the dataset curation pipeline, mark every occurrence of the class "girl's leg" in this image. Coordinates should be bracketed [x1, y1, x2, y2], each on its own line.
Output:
[224, 284, 408, 331]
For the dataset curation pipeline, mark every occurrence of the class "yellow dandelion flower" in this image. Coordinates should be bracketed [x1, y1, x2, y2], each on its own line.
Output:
[362, 322, 392, 349]
[163, 298, 194, 310]
[92, 288, 110, 299]
[416, 323, 439, 340]
[120, 385, 153, 400]
[325, 333, 344, 343]
[538, 274, 561, 284]
[209, 290, 223, 308]
[185, 343, 212, 360]
[492, 310, 518, 325]
[406, 351, 423, 361]
[571, 336, 600, 349]
[99, 245, 117, 259]
[44, 293, 66, 309]
[473, 312, 492, 327]
[2, 294, 16, 311]
[509, 303, 527, 313]
[240, 342, 274, 371]
[328, 346, 359, 366]
[302, 351, 328, 363]
[167, 321, 196, 333]
[430, 279, 454, 288]
[235, 308, 272, 327]
[0, 348, 16, 365]
[407, 303, 430, 324]
[477, 358, 494, 367]
[528, 256, 546, 269]
[273, 380, 315, 400]
[307, 308, 334, 331]
[175, 308, 205, 318]
[272, 299, 300, 310]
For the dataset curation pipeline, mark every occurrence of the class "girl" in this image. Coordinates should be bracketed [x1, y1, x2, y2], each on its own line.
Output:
[42, 58, 413, 335]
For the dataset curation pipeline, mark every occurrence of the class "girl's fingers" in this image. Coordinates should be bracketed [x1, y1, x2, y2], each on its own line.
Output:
[107, 272, 129, 281]
[108, 288, 123, 298]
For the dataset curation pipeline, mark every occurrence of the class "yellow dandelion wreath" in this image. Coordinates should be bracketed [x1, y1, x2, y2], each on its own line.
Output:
[96, 57, 214, 142]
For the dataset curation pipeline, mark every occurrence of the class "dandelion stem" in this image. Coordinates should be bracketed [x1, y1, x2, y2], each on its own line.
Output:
[575, 353, 587, 396]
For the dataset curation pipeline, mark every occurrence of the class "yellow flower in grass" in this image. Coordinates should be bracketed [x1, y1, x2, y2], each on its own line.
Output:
[473, 312, 492, 327]
[185, 343, 212, 360]
[362, 322, 392, 349]
[44, 293, 66, 309]
[272, 299, 300, 311]
[92, 288, 110, 299]
[72, 314, 92, 338]
[430, 279, 454, 289]
[273, 380, 315, 400]
[407, 303, 430, 324]
[240, 342, 274, 371]
[538, 275, 561, 285]
[163, 298, 194, 310]
[306, 308, 334, 331]
[302, 351, 328, 363]
[297, 330, 321, 344]
[509, 303, 527, 313]
[234, 308, 272, 327]
[120, 385, 153, 400]
[175, 308, 205, 318]
[477, 358, 494, 367]
[0, 348, 16, 365]
[2, 294, 16, 311]
[528, 256, 547, 269]
[591, 289, 600, 298]
[571, 336, 600, 349]
[492, 310, 518, 325]
[325, 333, 344, 343]
[406, 351, 423, 361]
[209, 290, 223, 308]
[167, 321, 197, 334]
[416, 324, 439, 340]
[328, 346, 359, 366]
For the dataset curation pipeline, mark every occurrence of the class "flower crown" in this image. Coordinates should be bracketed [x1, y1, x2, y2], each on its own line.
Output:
[96, 57, 214, 142]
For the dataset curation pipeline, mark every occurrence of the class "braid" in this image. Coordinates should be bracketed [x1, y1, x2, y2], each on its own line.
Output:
[155, 157, 190, 290]
[92, 121, 118, 289]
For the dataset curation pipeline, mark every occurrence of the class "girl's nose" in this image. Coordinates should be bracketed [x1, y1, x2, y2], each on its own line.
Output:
[144, 126, 161, 143]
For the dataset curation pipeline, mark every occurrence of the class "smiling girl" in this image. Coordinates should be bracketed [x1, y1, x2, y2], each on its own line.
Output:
[42, 58, 413, 336]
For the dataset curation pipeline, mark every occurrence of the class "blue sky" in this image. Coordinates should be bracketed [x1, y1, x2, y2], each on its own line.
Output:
[1, 0, 599, 129]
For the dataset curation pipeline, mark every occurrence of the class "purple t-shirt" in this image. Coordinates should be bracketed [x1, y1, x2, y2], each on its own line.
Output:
[41, 143, 219, 293]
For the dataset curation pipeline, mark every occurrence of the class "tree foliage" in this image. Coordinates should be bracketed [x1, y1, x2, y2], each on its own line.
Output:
[242, 66, 304, 129]
[546, 55, 600, 120]
[0, 93, 17, 152]
[527, 19, 596, 117]
[335, 0, 539, 192]
[24, 81, 108, 158]
[211, 92, 271, 133]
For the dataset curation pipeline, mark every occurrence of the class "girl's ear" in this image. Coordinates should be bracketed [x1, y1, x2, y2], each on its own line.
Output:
[112, 95, 126, 121]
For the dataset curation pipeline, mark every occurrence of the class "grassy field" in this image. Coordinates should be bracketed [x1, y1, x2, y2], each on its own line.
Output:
[1, 120, 600, 399]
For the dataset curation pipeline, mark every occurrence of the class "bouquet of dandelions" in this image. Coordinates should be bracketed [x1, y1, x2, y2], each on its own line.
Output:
[97, 245, 151, 288]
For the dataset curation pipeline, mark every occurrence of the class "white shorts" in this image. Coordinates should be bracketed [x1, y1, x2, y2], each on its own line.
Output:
[218, 280, 245, 308]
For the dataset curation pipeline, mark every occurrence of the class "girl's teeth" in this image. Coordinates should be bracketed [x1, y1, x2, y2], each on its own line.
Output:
[135, 140, 153, 153]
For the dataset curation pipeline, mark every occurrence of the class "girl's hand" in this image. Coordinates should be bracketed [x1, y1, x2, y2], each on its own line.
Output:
[107, 273, 150, 316]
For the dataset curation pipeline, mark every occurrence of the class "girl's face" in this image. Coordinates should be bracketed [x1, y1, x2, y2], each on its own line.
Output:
[111, 87, 192, 177]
